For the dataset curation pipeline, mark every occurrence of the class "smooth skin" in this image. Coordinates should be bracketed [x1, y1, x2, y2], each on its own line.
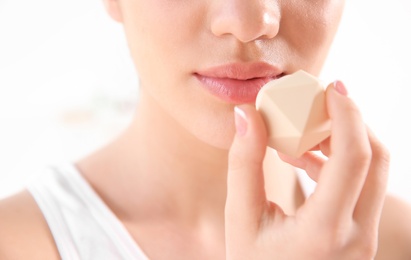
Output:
[1, 0, 411, 259]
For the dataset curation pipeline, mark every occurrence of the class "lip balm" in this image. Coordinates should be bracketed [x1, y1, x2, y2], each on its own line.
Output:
[256, 70, 331, 158]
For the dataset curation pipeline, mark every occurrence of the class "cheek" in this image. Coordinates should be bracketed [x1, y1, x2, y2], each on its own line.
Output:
[120, 1, 236, 149]
[123, 13, 174, 81]
[121, 1, 210, 115]
[121, 1, 203, 79]
[282, 1, 345, 74]
[121, 1, 207, 105]
[120, 1, 192, 107]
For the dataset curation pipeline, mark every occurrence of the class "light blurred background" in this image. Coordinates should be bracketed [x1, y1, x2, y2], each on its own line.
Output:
[0, 0, 410, 203]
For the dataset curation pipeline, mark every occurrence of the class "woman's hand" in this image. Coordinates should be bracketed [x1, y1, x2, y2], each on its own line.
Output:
[225, 81, 390, 259]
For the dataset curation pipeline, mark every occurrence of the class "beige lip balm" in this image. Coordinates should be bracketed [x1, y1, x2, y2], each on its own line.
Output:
[256, 70, 331, 158]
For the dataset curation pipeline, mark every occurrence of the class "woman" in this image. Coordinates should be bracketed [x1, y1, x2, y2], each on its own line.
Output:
[1, 0, 411, 259]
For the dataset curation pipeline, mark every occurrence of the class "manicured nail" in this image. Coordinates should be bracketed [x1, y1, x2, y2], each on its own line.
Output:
[234, 106, 247, 136]
[333, 80, 348, 96]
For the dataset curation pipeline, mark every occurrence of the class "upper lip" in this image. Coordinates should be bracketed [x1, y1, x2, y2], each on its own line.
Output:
[195, 62, 284, 80]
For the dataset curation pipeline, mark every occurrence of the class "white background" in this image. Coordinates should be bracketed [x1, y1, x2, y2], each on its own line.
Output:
[0, 1, 410, 202]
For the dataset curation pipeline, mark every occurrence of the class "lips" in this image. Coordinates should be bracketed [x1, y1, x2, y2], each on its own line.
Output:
[195, 63, 284, 104]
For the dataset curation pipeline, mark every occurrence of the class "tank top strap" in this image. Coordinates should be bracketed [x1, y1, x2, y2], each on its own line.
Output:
[27, 163, 149, 260]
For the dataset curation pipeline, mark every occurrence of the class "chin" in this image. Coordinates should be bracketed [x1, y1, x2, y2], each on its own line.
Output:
[205, 136, 234, 150]
[193, 125, 236, 150]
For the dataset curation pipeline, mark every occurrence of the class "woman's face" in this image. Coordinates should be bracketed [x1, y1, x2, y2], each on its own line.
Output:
[105, 0, 345, 149]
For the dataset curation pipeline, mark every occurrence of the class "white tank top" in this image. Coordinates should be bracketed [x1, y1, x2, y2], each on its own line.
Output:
[27, 163, 149, 260]
[27, 163, 316, 260]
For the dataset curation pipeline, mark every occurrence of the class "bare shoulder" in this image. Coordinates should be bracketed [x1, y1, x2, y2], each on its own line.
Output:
[0, 190, 60, 259]
[376, 194, 411, 260]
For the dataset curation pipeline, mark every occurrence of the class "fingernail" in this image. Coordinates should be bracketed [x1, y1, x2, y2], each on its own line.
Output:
[234, 106, 247, 136]
[333, 80, 348, 96]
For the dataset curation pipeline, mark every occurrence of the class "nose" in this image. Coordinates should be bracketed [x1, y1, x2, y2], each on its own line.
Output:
[210, 0, 280, 43]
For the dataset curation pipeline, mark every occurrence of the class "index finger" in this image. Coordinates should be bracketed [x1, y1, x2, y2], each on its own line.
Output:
[226, 105, 268, 236]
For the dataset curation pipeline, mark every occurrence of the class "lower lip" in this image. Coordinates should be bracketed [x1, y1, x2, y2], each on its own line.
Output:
[195, 74, 274, 104]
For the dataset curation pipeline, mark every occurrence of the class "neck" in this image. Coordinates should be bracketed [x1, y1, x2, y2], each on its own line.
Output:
[78, 90, 229, 225]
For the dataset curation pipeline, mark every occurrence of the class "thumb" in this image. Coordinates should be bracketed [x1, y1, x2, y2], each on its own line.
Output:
[226, 104, 268, 232]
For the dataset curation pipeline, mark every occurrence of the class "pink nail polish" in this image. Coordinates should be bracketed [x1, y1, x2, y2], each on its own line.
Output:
[333, 80, 348, 96]
[234, 106, 247, 136]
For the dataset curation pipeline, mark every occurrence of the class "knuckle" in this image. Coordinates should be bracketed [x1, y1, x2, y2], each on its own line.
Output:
[336, 133, 372, 168]
[327, 225, 350, 249]
[308, 224, 378, 259]
[325, 231, 377, 259]
[353, 237, 378, 260]
[350, 227, 379, 259]
[313, 223, 349, 253]
[361, 245, 377, 259]
[346, 144, 372, 169]
[372, 141, 391, 167]
[311, 221, 379, 259]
